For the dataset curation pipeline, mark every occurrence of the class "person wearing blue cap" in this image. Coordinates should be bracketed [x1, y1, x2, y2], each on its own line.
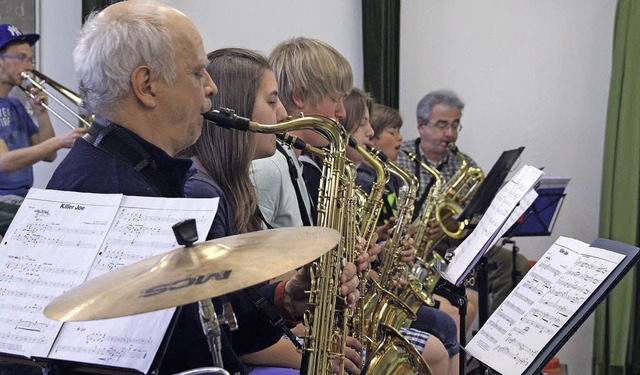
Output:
[0, 23, 86, 238]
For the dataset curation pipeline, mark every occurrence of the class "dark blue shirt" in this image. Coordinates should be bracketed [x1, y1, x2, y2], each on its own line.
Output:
[47, 117, 281, 374]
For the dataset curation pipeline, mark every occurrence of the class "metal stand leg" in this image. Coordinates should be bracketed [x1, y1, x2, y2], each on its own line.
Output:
[434, 281, 468, 375]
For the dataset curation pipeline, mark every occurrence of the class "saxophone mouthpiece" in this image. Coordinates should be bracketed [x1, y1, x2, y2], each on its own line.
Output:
[366, 145, 389, 162]
[277, 132, 307, 151]
[448, 143, 459, 154]
[203, 107, 252, 131]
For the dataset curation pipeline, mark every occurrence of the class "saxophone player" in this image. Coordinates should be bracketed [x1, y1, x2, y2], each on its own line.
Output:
[395, 89, 532, 317]
[45, 3, 361, 374]
[346, 93, 456, 375]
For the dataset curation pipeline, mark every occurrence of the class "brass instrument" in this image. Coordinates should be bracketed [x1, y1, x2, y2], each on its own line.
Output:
[403, 151, 447, 293]
[353, 146, 431, 375]
[348, 140, 389, 351]
[366, 150, 434, 332]
[402, 150, 444, 262]
[205, 109, 431, 373]
[205, 108, 353, 374]
[406, 147, 484, 292]
[352, 140, 389, 251]
[19, 69, 92, 129]
[362, 324, 429, 375]
[434, 145, 484, 240]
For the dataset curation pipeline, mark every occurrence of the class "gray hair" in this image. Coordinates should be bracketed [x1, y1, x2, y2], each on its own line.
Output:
[74, 0, 176, 115]
[416, 89, 464, 122]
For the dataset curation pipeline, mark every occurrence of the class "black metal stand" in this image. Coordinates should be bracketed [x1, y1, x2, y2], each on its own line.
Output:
[434, 280, 468, 374]
[465, 256, 498, 375]
[502, 239, 523, 290]
[475, 256, 496, 329]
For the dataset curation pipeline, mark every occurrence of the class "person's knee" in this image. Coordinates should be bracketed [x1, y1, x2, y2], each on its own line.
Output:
[422, 335, 450, 375]
[411, 306, 460, 358]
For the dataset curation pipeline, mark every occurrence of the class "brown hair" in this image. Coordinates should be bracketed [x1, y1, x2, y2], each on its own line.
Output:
[340, 88, 373, 134]
[370, 103, 403, 138]
[179, 48, 270, 234]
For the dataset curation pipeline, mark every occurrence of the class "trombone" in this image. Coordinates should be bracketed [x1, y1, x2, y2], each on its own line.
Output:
[18, 69, 92, 129]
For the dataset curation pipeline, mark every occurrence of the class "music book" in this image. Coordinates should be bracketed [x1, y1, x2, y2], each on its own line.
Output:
[465, 236, 640, 375]
[0, 188, 218, 374]
[504, 176, 570, 237]
[437, 165, 544, 286]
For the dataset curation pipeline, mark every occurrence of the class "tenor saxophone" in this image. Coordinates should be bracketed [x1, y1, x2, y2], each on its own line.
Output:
[204, 108, 353, 374]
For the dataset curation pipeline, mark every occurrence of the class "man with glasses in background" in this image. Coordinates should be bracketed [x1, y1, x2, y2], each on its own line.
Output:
[0, 24, 85, 239]
[396, 88, 531, 322]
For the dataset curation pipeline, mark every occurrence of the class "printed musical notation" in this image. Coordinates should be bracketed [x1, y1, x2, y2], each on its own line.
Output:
[442, 165, 543, 285]
[465, 237, 625, 375]
[0, 189, 121, 358]
[0, 189, 218, 374]
[50, 194, 219, 373]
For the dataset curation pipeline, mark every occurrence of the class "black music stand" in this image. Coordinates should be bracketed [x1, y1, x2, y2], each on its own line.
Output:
[455, 147, 525, 328]
[436, 147, 524, 374]
[457, 146, 525, 222]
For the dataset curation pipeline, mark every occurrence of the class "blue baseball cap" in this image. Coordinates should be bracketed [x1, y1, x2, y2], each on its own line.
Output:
[0, 24, 40, 51]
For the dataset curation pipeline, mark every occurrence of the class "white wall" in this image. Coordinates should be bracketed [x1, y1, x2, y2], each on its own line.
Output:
[401, 2, 616, 374]
[33, 1, 616, 374]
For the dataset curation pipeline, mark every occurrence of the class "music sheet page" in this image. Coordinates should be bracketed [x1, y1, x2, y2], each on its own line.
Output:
[0, 189, 121, 358]
[441, 165, 543, 285]
[465, 236, 626, 375]
[48, 195, 218, 373]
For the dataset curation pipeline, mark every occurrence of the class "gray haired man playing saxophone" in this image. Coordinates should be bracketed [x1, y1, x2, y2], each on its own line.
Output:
[396, 88, 531, 318]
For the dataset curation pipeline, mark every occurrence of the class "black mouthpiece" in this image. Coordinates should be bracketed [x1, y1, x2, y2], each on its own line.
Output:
[276, 133, 309, 151]
[449, 144, 459, 154]
[366, 145, 389, 162]
[203, 107, 251, 131]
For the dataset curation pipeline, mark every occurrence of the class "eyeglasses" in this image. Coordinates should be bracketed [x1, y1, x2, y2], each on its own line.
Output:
[0, 53, 36, 65]
[422, 118, 463, 133]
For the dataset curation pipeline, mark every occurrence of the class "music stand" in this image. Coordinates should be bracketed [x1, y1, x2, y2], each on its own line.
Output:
[454, 147, 525, 328]
[503, 177, 570, 238]
[458, 146, 525, 222]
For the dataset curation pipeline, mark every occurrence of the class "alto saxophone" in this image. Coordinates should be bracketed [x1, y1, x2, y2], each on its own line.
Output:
[356, 147, 432, 375]
[402, 150, 447, 293]
[348, 140, 389, 350]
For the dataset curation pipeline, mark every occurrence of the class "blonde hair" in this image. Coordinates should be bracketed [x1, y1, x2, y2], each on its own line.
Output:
[269, 37, 353, 114]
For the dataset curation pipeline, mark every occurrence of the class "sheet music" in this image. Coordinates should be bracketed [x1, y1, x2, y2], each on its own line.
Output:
[465, 236, 626, 375]
[440, 165, 543, 285]
[48, 195, 219, 373]
[0, 189, 219, 373]
[0, 189, 121, 358]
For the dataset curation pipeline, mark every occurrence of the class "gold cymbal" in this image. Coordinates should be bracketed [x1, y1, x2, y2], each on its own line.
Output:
[44, 226, 339, 321]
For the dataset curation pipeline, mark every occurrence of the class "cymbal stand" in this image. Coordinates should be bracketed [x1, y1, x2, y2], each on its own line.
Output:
[172, 219, 237, 371]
